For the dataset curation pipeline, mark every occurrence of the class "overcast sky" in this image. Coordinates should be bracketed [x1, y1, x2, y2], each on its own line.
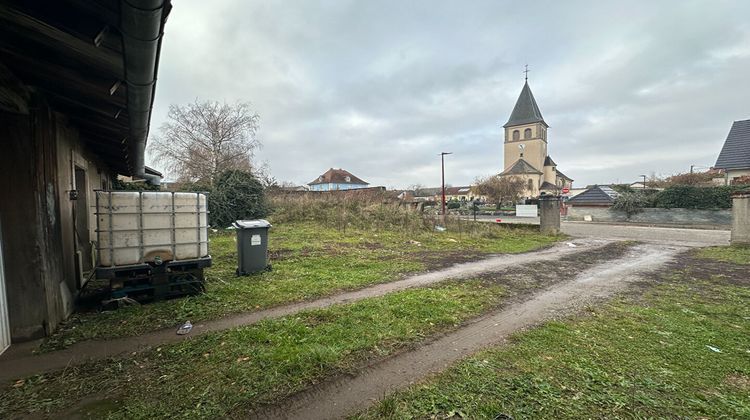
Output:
[146, 0, 750, 188]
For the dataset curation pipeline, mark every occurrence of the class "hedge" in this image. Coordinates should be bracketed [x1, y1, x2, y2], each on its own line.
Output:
[652, 185, 746, 210]
[178, 170, 268, 228]
[209, 170, 268, 227]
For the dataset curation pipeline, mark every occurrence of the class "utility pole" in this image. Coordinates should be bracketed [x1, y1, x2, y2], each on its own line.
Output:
[440, 152, 452, 222]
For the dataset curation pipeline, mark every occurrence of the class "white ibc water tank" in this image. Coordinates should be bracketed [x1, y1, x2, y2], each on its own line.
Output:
[96, 191, 208, 266]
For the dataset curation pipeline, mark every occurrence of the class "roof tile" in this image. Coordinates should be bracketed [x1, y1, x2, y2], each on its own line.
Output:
[500, 159, 543, 175]
[715, 119, 750, 170]
[567, 185, 619, 206]
[503, 81, 547, 128]
[308, 168, 368, 185]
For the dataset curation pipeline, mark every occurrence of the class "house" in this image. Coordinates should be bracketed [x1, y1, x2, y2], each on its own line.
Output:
[0, 0, 172, 347]
[444, 186, 474, 202]
[445, 186, 490, 203]
[308, 168, 369, 191]
[499, 79, 574, 198]
[714, 119, 750, 184]
[396, 188, 439, 202]
[566, 185, 620, 207]
[416, 188, 441, 200]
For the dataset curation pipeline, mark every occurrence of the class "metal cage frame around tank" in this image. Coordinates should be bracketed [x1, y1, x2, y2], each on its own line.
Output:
[94, 190, 211, 269]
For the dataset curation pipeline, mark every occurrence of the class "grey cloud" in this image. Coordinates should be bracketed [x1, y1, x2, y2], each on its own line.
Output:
[147, 0, 750, 188]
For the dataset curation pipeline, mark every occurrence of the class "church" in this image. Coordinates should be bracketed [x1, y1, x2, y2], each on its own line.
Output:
[499, 80, 573, 198]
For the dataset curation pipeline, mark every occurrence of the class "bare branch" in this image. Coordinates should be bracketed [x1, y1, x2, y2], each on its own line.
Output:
[148, 99, 261, 185]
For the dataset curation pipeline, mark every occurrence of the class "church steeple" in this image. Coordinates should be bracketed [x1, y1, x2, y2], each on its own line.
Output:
[503, 81, 547, 128]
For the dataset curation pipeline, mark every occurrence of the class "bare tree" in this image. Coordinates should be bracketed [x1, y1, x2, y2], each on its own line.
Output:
[647, 172, 667, 188]
[407, 183, 426, 196]
[149, 100, 261, 185]
[472, 175, 526, 206]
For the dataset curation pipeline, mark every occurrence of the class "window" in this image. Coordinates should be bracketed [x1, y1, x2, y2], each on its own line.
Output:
[524, 128, 532, 139]
[512, 130, 520, 141]
[345, 176, 351, 182]
[527, 179, 534, 190]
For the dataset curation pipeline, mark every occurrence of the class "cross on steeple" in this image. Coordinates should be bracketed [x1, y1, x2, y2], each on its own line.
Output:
[523, 64, 530, 81]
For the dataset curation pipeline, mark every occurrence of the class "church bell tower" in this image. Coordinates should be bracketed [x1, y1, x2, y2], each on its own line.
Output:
[502, 79, 548, 172]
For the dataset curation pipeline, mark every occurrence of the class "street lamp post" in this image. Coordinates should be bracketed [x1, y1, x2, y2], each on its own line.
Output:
[440, 152, 452, 221]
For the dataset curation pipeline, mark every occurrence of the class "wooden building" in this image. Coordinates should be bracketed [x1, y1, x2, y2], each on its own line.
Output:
[0, 0, 171, 346]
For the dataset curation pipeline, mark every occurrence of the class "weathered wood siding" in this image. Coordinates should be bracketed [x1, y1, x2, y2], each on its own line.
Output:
[0, 99, 113, 341]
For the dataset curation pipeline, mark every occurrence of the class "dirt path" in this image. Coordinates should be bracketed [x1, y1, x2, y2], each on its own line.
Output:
[466, 216, 730, 247]
[0, 238, 610, 383]
[560, 222, 729, 247]
[247, 242, 683, 420]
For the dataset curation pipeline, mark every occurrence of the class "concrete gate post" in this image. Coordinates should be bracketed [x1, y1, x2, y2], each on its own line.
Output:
[539, 195, 561, 235]
[731, 190, 750, 245]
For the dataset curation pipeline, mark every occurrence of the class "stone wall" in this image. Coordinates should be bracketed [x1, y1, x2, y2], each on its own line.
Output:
[566, 206, 731, 227]
[731, 192, 750, 244]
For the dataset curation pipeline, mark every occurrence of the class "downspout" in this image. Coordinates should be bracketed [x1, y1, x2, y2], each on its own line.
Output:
[120, 0, 170, 184]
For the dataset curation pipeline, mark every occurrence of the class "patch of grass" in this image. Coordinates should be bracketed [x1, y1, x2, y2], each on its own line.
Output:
[1, 281, 505, 419]
[43, 221, 558, 349]
[697, 245, 750, 265]
[357, 278, 750, 419]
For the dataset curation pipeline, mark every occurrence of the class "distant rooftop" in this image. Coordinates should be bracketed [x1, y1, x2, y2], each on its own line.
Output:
[715, 119, 750, 170]
[500, 159, 543, 176]
[308, 168, 368, 186]
[567, 185, 619, 206]
[445, 186, 473, 195]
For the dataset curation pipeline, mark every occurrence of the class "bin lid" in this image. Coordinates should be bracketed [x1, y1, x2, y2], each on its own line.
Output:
[233, 219, 272, 229]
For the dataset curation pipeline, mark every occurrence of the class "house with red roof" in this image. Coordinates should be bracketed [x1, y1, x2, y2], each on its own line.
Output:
[308, 168, 370, 191]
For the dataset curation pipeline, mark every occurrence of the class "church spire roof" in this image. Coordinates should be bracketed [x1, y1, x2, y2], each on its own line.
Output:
[503, 81, 547, 128]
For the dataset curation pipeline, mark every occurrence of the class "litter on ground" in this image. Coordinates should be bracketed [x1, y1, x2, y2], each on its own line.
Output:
[177, 321, 193, 335]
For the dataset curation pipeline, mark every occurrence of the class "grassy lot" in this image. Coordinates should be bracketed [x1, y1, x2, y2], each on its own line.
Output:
[43, 220, 559, 349]
[1, 280, 506, 419]
[357, 256, 750, 419]
[697, 245, 750, 265]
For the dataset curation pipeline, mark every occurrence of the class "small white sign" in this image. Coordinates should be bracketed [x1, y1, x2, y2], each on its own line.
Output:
[516, 205, 538, 218]
[250, 234, 262, 246]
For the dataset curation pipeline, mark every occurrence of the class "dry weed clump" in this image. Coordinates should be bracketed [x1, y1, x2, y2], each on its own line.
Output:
[268, 191, 529, 239]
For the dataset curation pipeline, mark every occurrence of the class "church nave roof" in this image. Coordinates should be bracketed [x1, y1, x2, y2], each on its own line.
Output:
[500, 158, 543, 175]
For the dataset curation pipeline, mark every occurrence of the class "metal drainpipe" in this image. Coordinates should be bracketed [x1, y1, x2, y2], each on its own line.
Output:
[120, 0, 168, 183]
